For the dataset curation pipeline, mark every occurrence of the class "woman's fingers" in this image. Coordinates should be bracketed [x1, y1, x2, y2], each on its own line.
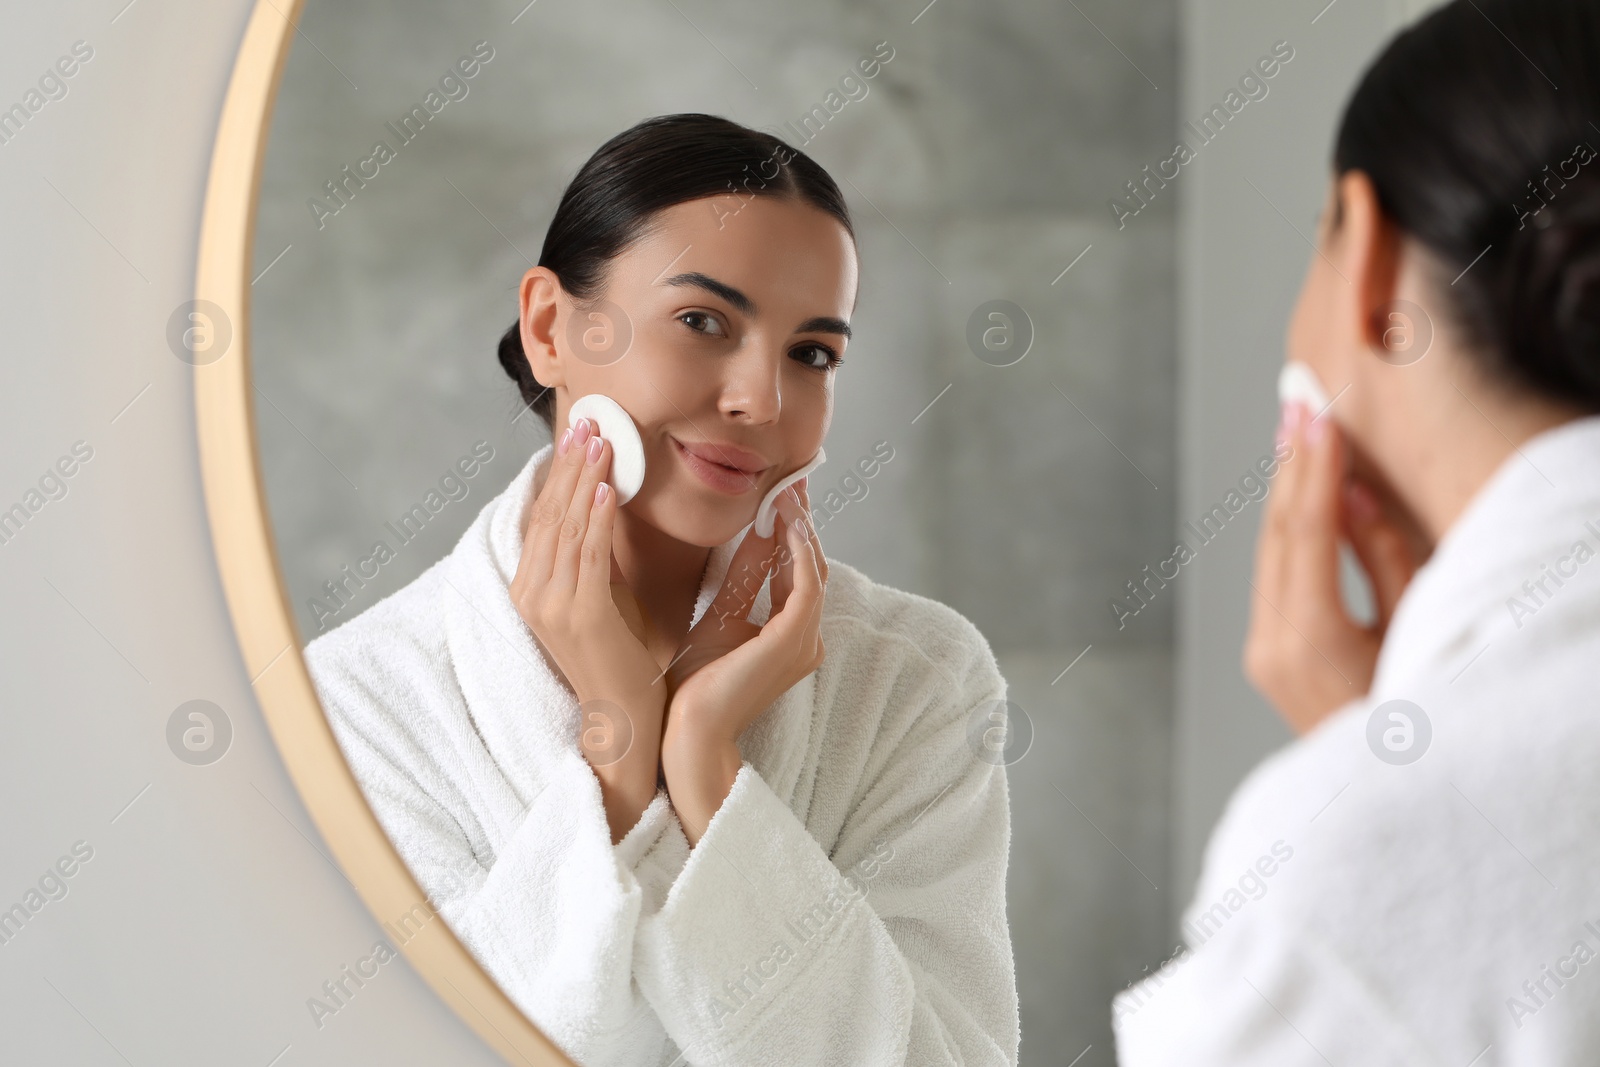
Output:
[1341, 481, 1418, 631]
[770, 491, 824, 626]
[662, 479, 828, 750]
[792, 478, 830, 585]
[548, 431, 611, 600]
[1253, 404, 1304, 606]
[703, 523, 779, 632]
[1284, 409, 1346, 614]
[523, 419, 596, 588]
[1244, 402, 1392, 734]
[769, 485, 803, 612]
[574, 475, 617, 608]
[778, 508, 826, 661]
[794, 477, 826, 585]
[772, 479, 828, 610]
[1244, 403, 1321, 717]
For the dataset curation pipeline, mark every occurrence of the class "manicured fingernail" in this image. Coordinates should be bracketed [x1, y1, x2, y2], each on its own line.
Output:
[574, 418, 592, 444]
[558, 428, 572, 455]
[595, 482, 610, 505]
[1308, 412, 1327, 445]
[586, 435, 603, 464]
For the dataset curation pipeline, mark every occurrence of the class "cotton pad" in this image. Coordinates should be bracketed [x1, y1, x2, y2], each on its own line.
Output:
[567, 393, 646, 504]
[754, 449, 827, 538]
[1277, 361, 1332, 416]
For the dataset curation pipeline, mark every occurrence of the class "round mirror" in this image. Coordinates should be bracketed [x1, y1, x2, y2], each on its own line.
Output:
[197, 0, 1176, 1062]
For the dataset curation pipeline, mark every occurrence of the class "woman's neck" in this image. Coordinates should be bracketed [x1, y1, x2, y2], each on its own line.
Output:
[609, 507, 712, 646]
[1392, 374, 1584, 547]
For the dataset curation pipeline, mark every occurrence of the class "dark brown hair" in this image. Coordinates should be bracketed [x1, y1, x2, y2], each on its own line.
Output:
[1334, 0, 1600, 408]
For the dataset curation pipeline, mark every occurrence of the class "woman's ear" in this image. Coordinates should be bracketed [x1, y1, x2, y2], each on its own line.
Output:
[1335, 170, 1406, 356]
[519, 266, 566, 391]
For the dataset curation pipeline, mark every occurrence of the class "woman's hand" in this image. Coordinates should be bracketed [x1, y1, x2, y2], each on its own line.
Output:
[661, 479, 828, 846]
[1243, 402, 1420, 734]
[509, 418, 668, 842]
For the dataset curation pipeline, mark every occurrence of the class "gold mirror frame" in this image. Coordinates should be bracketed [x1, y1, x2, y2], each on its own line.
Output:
[193, 2, 570, 1062]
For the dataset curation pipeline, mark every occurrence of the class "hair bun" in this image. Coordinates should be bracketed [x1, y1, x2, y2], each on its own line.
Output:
[1500, 176, 1600, 408]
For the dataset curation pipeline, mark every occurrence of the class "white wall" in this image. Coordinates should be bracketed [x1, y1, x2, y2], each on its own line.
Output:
[0, 5, 503, 1062]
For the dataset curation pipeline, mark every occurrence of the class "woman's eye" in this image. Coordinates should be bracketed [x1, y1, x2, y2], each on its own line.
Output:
[679, 311, 726, 337]
[792, 343, 843, 371]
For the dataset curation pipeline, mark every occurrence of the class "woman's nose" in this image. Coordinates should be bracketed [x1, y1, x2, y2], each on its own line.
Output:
[718, 346, 783, 422]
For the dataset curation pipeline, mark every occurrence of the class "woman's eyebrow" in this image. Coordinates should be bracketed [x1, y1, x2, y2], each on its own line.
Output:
[661, 271, 755, 315]
[795, 315, 851, 339]
[660, 271, 851, 339]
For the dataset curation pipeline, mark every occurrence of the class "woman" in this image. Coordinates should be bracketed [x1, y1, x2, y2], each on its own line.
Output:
[1115, 1, 1600, 1062]
[304, 114, 1018, 1066]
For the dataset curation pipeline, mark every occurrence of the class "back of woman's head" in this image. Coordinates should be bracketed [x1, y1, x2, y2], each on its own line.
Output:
[498, 113, 854, 431]
[1335, 0, 1600, 410]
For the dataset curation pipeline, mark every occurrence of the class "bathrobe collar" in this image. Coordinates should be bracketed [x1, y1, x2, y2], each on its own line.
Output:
[1371, 414, 1600, 697]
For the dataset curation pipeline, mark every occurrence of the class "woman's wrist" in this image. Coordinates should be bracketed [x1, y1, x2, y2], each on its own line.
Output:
[581, 685, 667, 844]
[595, 773, 656, 844]
[660, 717, 743, 848]
[593, 751, 661, 844]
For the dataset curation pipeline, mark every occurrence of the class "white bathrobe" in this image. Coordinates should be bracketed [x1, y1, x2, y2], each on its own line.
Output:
[303, 441, 1019, 1067]
[1114, 415, 1600, 1065]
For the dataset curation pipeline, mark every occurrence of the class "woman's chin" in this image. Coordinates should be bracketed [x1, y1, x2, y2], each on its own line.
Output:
[678, 514, 759, 548]
[626, 498, 756, 548]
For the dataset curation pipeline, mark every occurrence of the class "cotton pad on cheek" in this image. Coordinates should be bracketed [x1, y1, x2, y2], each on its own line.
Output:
[566, 393, 647, 504]
[754, 449, 827, 538]
[1277, 360, 1332, 416]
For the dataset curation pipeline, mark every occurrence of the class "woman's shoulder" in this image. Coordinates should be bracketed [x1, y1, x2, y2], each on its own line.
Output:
[1194, 650, 1600, 947]
[299, 557, 491, 817]
[1180, 655, 1600, 1042]
[301, 556, 462, 748]
[304, 558, 450, 678]
[818, 557, 1002, 691]
[1212, 633, 1600, 858]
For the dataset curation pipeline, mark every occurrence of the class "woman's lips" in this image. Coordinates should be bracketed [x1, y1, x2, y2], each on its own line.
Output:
[671, 437, 763, 494]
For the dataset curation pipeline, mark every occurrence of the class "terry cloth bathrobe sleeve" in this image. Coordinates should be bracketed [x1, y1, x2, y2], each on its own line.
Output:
[630, 597, 1019, 1067]
[305, 588, 697, 1067]
[304, 440, 1018, 1067]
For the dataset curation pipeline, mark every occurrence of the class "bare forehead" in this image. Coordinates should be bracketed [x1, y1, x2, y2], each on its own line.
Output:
[619, 197, 859, 313]
[635, 197, 853, 262]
